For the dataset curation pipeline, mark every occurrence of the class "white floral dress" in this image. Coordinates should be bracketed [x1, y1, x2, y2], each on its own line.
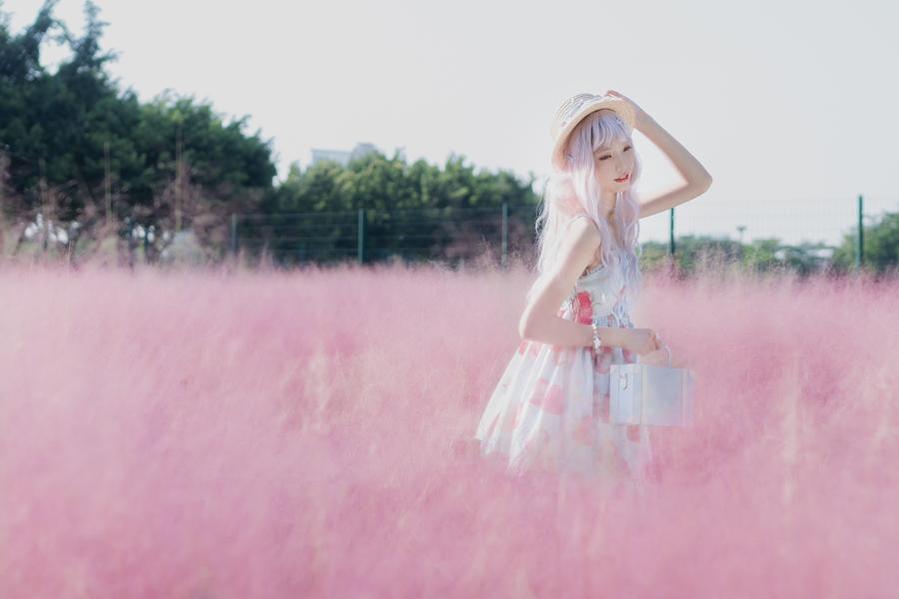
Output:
[474, 227, 653, 488]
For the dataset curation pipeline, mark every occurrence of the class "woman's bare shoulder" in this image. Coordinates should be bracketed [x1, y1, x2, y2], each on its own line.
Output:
[563, 214, 602, 274]
[565, 213, 601, 246]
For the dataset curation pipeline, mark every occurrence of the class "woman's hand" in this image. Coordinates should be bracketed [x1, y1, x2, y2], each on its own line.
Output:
[623, 327, 663, 356]
[605, 90, 649, 129]
[640, 345, 672, 366]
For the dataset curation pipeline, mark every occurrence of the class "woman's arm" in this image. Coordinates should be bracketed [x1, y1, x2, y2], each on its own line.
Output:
[606, 90, 713, 219]
[518, 219, 629, 349]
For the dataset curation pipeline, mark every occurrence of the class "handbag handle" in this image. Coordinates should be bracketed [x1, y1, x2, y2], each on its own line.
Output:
[638, 344, 673, 367]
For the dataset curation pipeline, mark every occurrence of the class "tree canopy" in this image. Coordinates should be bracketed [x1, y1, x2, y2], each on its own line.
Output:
[0, 1, 277, 262]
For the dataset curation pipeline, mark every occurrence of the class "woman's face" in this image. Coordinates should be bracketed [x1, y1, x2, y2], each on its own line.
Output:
[592, 116, 635, 190]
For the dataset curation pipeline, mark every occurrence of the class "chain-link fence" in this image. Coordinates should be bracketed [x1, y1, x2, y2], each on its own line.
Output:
[4, 195, 895, 274]
[231, 195, 897, 273]
[231, 204, 541, 269]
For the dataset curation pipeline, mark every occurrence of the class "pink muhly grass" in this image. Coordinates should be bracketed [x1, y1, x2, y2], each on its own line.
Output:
[0, 258, 897, 597]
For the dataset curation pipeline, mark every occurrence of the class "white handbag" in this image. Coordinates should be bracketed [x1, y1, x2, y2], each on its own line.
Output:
[609, 348, 696, 427]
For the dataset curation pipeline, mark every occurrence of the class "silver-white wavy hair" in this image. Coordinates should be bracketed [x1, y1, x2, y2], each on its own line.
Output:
[525, 110, 643, 314]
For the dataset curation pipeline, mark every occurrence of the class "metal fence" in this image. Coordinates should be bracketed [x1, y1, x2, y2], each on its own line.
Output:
[231, 195, 894, 270]
[231, 203, 540, 268]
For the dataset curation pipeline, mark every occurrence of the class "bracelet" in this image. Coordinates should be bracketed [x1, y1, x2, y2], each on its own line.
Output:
[591, 322, 603, 354]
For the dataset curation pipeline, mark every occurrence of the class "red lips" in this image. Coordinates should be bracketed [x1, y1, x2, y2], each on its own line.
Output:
[615, 174, 630, 182]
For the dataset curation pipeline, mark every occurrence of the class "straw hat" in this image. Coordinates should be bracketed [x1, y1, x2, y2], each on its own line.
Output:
[549, 92, 636, 171]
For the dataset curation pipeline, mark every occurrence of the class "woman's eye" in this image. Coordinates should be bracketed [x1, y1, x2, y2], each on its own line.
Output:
[597, 146, 631, 160]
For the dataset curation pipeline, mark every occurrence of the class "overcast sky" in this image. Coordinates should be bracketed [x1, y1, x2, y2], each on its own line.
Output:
[7, 0, 898, 245]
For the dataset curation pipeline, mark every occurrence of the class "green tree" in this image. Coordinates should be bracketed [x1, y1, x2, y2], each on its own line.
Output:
[832, 210, 899, 275]
[741, 238, 782, 272]
[0, 2, 278, 264]
[245, 150, 540, 267]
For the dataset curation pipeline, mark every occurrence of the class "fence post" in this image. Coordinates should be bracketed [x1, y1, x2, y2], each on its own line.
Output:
[230, 213, 238, 256]
[855, 194, 864, 270]
[668, 207, 676, 256]
[357, 208, 365, 264]
[501, 202, 509, 269]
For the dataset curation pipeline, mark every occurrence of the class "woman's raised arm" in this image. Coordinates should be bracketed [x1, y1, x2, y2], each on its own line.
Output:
[606, 89, 713, 219]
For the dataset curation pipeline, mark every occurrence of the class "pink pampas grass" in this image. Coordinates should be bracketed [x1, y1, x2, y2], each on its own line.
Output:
[1, 260, 897, 597]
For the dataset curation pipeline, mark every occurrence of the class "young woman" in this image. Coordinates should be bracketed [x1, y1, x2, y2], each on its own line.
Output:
[474, 90, 712, 489]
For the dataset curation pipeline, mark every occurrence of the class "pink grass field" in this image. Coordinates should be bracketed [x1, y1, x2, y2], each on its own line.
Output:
[1, 259, 898, 597]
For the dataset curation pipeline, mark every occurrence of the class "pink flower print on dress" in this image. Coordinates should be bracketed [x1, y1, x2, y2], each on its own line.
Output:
[573, 291, 593, 325]
[528, 377, 567, 415]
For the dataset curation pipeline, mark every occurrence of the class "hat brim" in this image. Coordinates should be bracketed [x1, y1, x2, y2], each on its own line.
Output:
[550, 96, 636, 171]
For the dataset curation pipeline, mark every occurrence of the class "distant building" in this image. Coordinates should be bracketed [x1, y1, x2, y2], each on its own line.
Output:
[311, 142, 379, 167]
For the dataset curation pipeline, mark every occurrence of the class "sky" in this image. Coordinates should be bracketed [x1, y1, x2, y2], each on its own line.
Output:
[6, 0, 899, 245]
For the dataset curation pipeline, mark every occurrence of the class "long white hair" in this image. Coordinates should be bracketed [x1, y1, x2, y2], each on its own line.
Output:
[525, 110, 644, 314]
